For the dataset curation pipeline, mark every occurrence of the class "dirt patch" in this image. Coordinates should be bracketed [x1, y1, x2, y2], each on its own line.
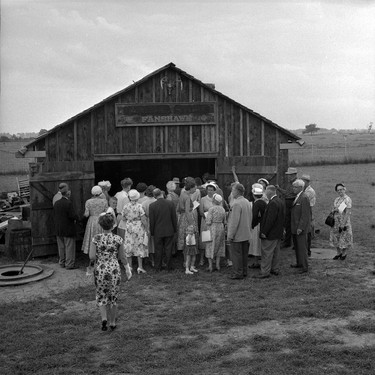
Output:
[0, 260, 92, 304]
[147, 309, 375, 362]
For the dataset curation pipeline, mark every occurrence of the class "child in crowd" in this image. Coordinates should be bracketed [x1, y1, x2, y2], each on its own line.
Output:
[184, 225, 199, 275]
[107, 196, 118, 234]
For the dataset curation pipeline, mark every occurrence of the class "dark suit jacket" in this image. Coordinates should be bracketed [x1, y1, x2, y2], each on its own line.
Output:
[149, 198, 177, 238]
[291, 192, 311, 234]
[260, 195, 285, 240]
[53, 196, 78, 237]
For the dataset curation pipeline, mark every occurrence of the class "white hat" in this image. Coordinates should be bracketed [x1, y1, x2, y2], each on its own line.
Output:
[285, 167, 298, 175]
[257, 178, 269, 186]
[252, 187, 263, 195]
[213, 193, 222, 203]
[301, 174, 311, 181]
[128, 189, 140, 201]
[91, 186, 102, 196]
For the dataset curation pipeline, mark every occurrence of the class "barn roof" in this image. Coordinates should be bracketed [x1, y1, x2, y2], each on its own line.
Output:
[26, 62, 299, 147]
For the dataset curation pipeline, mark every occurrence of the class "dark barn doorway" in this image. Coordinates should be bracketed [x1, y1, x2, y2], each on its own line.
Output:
[94, 158, 216, 194]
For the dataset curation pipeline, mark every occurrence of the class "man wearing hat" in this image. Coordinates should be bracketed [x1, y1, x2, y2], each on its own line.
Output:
[172, 177, 181, 196]
[52, 183, 69, 206]
[301, 174, 316, 256]
[276, 167, 298, 248]
[53, 186, 78, 269]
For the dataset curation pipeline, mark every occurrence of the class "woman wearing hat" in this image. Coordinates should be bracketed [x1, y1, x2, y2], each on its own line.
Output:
[198, 183, 217, 266]
[205, 193, 226, 272]
[249, 185, 267, 268]
[98, 180, 112, 204]
[82, 185, 108, 256]
[121, 189, 149, 273]
[330, 183, 353, 260]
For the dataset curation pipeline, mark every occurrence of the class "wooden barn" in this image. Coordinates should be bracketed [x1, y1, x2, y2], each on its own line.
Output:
[18, 62, 300, 256]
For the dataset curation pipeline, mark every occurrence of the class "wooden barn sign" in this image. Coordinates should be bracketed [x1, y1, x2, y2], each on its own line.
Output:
[115, 102, 216, 127]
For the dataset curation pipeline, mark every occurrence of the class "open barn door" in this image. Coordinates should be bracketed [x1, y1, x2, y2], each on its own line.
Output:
[94, 158, 216, 195]
[30, 171, 95, 257]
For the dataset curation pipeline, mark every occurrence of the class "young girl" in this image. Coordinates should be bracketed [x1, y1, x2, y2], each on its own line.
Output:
[107, 196, 118, 234]
[184, 225, 199, 275]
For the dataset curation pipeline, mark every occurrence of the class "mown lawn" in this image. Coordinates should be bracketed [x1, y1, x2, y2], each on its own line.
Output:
[1, 241, 375, 375]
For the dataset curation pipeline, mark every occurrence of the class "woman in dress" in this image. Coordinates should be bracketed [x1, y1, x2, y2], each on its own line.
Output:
[82, 186, 108, 257]
[177, 179, 198, 256]
[330, 183, 353, 260]
[90, 212, 132, 331]
[141, 185, 157, 266]
[198, 183, 217, 264]
[205, 193, 226, 272]
[248, 185, 267, 268]
[122, 189, 149, 273]
[98, 180, 112, 204]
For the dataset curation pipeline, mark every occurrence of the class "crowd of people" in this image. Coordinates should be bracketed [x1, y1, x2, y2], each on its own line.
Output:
[52, 168, 353, 330]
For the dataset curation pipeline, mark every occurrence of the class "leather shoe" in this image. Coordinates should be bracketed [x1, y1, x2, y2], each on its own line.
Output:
[298, 269, 308, 274]
[252, 274, 270, 279]
[290, 264, 302, 268]
[340, 255, 347, 260]
[333, 255, 341, 260]
[229, 275, 243, 280]
[270, 271, 280, 276]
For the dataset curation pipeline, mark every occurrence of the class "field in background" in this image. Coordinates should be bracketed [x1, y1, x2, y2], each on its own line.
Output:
[289, 132, 375, 165]
[0, 141, 30, 174]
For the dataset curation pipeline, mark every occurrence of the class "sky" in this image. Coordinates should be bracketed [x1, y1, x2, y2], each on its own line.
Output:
[1, 0, 374, 134]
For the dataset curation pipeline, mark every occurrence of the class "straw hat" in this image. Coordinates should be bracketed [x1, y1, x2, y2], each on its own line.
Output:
[128, 189, 140, 201]
[91, 186, 102, 196]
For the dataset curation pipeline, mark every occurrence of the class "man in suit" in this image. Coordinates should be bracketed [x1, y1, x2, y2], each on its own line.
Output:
[276, 167, 298, 248]
[53, 187, 79, 269]
[149, 188, 178, 271]
[290, 179, 311, 273]
[255, 185, 285, 278]
[52, 182, 69, 206]
[227, 183, 252, 280]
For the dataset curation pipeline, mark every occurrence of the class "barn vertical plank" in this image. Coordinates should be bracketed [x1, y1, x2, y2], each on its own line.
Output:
[239, 108, 243, 156]
[152, 77, 156, 103]
[164, 126, 168, 153]
[261, 120, 265, 156]
[189, 81, 193, 102]
[74, 120, 78, 161]
[104, 103, 108, 148]
[90, 111, 95, 157]
[189, 125, 193, 153]
[275, 130, 279, 185]
[246, 112, 250, 156]
[224, 101, 228, 157]
[56, 131, 60, 161]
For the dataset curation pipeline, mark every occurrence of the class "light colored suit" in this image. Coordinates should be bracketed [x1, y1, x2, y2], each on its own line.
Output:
[227, 196, 252, 278]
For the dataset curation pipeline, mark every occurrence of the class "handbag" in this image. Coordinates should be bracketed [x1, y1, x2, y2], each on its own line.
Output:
[325, 212, 335, 227]
[201, 230, 212, 243]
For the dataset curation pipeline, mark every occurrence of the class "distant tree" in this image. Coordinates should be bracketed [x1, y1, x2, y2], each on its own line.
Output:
[0, 135, 10, 142]
[39, 129, 48, 136]
[302, 123, 320, 135]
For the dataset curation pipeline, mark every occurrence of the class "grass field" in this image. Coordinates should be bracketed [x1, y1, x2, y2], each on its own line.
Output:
[0, 141, 30, 175]
[289, 132, 375, 165]
[1, 162, 374, 374]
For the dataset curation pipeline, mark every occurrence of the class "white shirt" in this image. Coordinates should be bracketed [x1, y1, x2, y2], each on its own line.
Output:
[115, 190, 129, 229]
